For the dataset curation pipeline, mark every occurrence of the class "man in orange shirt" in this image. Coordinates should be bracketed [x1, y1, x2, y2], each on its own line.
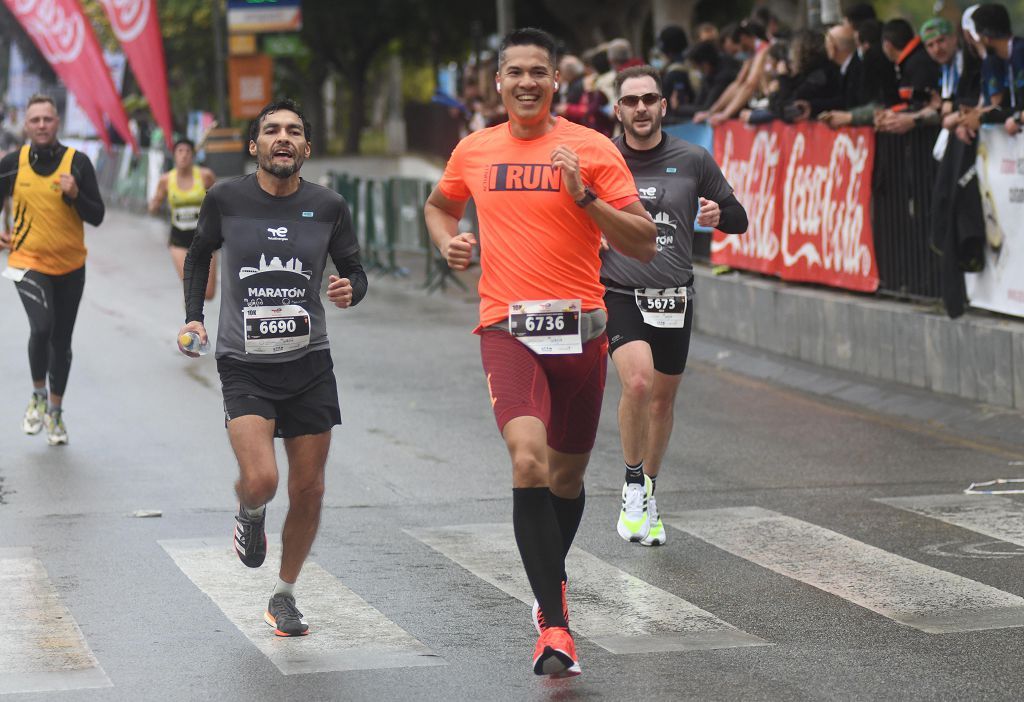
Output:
[424, 27, 656, 678]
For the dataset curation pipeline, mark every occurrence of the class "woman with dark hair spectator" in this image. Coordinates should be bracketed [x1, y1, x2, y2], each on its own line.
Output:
[743, 29, 840, 124]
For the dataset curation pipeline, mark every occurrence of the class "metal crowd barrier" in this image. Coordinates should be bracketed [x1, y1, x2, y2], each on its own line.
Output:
[330, 171, 476, 292]
[871, 127, 944, 301]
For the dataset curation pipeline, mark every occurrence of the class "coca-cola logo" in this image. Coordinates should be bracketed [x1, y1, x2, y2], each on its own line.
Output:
[13, 0, 85, 64]
[781, 131, 872, 277]
[99, 0, 150, 43]
[712, 127, 781, 265]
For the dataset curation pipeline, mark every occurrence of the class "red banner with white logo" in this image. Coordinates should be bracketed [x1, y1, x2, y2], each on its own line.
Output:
[713, 121, 879, 292]
[99, 0, 173, 149]
[3, 0, 138, 150]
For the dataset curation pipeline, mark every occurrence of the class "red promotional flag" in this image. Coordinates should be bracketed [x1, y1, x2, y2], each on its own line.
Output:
[99, 0, 174, 149]
[2, 0, 138, 150]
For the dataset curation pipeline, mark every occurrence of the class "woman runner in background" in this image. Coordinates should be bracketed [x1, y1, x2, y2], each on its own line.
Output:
[149, 138, 217, 298]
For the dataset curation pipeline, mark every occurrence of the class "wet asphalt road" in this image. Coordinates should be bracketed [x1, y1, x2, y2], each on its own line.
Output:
[2, 209, 1024, 701]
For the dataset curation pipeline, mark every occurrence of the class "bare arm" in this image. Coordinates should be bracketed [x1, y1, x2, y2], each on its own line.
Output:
[424, 187, 475, 270]
[712, 51, 768, 122]
[200, 167, 216, 189]
[148, 173, 168, 214]
[588, 199, 656, 262]
[551, 144, 656, 262]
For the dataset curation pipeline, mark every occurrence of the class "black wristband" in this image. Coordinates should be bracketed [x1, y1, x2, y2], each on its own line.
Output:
[574, 187, 598, 208]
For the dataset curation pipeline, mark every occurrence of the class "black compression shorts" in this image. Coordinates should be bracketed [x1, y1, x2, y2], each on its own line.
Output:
[169, 227, 196, 249]
[604, 289, 694, 376]
[216, 349, 341, 438]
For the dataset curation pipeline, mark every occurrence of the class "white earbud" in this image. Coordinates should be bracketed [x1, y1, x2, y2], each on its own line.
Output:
[496, 83, 502, 92]
[554, 81, 560, 90]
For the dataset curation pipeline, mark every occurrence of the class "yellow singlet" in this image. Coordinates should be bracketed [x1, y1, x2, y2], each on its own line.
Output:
[167, 165, 206, 232]
[8, 145, 85, 276]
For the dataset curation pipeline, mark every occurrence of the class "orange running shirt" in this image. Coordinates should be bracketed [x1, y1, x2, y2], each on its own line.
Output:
[438, 117, 639, 328]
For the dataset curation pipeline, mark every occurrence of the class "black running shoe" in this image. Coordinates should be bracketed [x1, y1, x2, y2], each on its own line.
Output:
[233, 505, 267, 568]
[264, 593, 309, 637]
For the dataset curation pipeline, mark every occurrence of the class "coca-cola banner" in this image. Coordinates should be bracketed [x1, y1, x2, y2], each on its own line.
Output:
[99, 0, 173, 149]
[713, 121, 879, 292]
[3, 0, 137, 150]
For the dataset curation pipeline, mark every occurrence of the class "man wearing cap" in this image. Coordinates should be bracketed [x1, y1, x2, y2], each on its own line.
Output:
[877, 17, 965, 134]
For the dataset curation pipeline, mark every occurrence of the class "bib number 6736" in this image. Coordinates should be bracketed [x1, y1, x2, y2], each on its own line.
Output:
[524, 314, 565, 332]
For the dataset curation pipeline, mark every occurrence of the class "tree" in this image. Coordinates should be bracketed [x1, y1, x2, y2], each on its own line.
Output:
[301, 0, 492, 153]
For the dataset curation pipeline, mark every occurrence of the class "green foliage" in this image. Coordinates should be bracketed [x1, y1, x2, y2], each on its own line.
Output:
[158, 0, 219, 130]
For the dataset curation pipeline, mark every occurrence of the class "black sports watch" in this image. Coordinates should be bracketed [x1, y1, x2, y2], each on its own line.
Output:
[574, 186, 598, 208]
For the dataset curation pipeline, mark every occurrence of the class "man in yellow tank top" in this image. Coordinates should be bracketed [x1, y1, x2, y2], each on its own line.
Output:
[148, 138, 217, 298]
[0, 94, 105, 446]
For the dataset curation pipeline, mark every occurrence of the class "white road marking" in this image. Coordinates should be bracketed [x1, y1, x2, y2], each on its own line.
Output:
[160, 538, 445, 675]
[877, 494, 1024, 546]
[405, 524, 769, 653]
[665, 506, 1024, 634]
[0, 547, 111, 695]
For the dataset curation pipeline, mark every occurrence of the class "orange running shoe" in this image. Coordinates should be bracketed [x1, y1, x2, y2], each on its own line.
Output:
[532, 580, 569, 634]
[532, 626, 581, 677]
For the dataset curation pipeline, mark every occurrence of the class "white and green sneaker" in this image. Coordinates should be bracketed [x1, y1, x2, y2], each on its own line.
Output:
[22, 392, 47, 435]
[641, 495, 666, 546]
[617, 475, 651, 542]
[44, 410, 68, 446]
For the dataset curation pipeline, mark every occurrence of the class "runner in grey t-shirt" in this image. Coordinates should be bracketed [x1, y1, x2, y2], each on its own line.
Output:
[604, 66, 747, 546]
[177, 99, 367, 637]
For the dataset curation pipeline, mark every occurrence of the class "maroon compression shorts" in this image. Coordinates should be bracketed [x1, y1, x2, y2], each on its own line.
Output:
[479, 328, 608, 454]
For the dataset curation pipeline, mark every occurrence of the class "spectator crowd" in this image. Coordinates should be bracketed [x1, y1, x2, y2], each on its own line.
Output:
[453, 2, 1024, 147]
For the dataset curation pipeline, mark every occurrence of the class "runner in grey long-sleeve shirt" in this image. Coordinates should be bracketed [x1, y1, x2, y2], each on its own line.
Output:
[604, 66, 748, 546]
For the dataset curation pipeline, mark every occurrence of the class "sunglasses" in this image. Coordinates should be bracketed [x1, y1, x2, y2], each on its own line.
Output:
[618, 92, 662, 108]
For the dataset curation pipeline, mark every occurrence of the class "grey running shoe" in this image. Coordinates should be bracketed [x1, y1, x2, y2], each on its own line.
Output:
[44, 410, 68, 446]
[233, 505, 267, 568]
[22, 393, 46, 435]
[264, 593, 309, 637]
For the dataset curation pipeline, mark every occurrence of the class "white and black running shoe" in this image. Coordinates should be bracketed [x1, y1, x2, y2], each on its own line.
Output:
[233, 505, 267, 568]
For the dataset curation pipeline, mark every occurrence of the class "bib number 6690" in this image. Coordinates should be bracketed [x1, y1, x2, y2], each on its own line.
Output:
[259, 319, 297, 335]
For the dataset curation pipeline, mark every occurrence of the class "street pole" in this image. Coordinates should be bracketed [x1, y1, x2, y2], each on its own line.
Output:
[496, 0, 513, 38]
[212, 0, 228, 124]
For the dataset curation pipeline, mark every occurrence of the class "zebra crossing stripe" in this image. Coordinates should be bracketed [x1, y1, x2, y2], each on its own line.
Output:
[876, 494, 1024, 546]
[664, 506, 1024, 634]
[0, 547, 111, 695]
[159, 538, 445, 675]
[405, 524, 769, 653]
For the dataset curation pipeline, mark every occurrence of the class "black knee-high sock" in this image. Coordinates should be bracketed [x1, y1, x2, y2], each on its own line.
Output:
[549, 485, 585, 583]
[513, 487, 567, 629]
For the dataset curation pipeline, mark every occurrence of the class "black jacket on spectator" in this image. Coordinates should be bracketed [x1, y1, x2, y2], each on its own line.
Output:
[747, 61, 843, 124]
[931, 134, 985, 318]
[860, 46, 900, 106]
[672, 56, 741, 120]
[809, 52, 864, 112]
[896, 39, 941, 107]
[663, 59, 697, 116]
[840, 53, 866, 108]
[954, 50, 982, 108]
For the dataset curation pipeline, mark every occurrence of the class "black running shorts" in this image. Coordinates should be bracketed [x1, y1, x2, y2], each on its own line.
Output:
[169, 226, 196, 249]
[604, 289, 694, 376]
[216, 349, 341, 438]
